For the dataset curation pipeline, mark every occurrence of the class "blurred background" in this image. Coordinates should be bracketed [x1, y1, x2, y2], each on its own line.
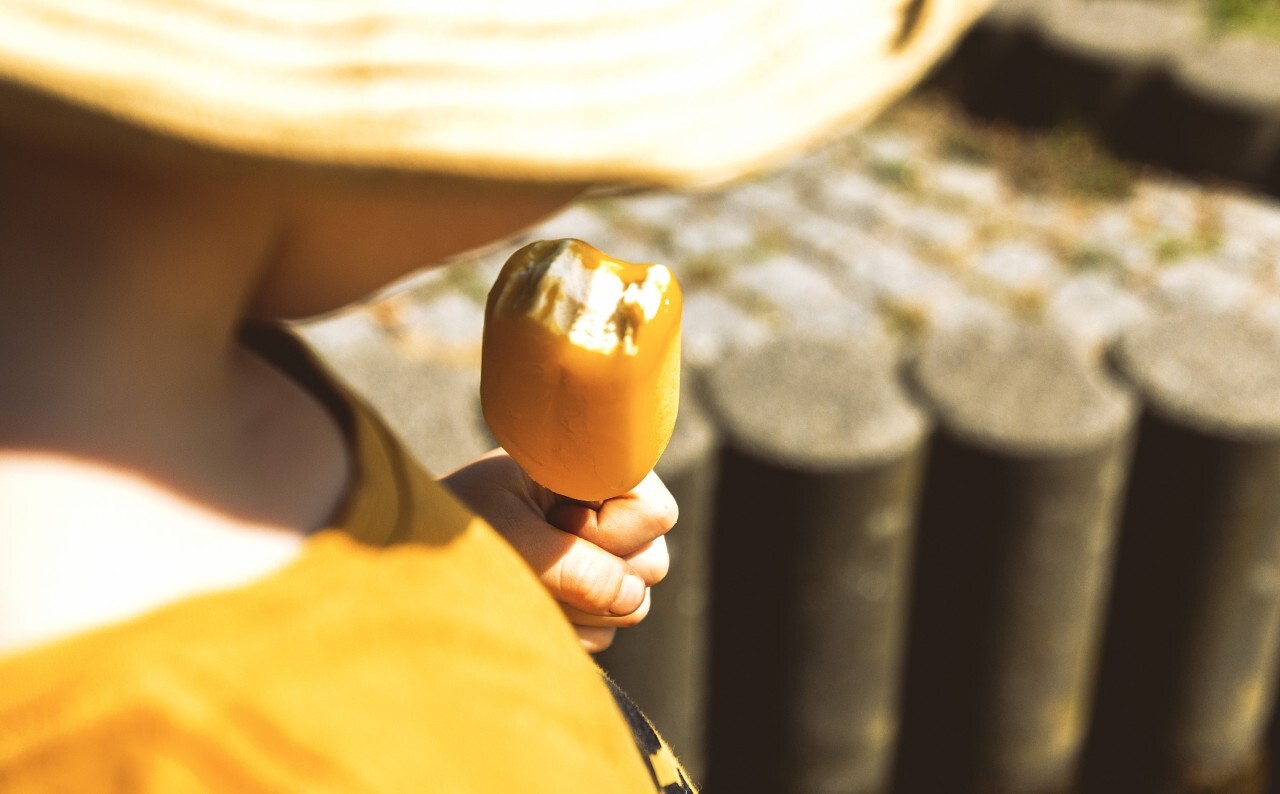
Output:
[296, 0, 1280, 791]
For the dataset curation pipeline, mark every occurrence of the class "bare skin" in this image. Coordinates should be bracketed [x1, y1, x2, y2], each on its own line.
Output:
[443, 452, 677, 653]
[0, 126, 673, 654]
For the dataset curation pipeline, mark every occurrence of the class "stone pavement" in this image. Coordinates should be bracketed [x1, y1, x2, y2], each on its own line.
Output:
[298, 87, 1280, 475]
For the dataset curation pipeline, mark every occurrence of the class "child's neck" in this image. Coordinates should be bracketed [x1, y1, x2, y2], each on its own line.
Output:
[0, 133, 352, 654]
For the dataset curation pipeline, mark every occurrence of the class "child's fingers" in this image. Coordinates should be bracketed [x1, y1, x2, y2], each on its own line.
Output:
[576, 626, 617, 654]
[599, 471, 679, 554]
[441, 452, 669, 616]
[562, 587, 652, 628]
[547, 470, 678, 557]
[503, 516, 648, 617]
[624, 537, 669, 586]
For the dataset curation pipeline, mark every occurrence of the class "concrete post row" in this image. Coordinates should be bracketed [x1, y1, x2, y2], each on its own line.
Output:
[1083, 313, 1280, 793]
[893, 323, 1135, 793]
[700, 336, 929, 794]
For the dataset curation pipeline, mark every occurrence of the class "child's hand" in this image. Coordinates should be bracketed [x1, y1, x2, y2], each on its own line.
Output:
[441, 449, 677, 653]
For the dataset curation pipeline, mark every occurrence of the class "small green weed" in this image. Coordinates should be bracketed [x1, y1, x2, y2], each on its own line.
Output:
[1008, 125, 1135, 200]
[1211, 0, 1280, 38]
[869, 159, 921, 192]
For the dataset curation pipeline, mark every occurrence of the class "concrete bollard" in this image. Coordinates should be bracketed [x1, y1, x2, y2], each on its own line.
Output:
[1108, 72, 1276, 188]
[933, 0, 1043, 121]
[1040, 0, 1203, 138]
[596, 372, 720, 782]
[1082, 312, 1280, 794]
[1171, 36, 1280, 186]
[944, 0, 1201, 134]
[700, 335, 929, 794]
[893, 321, 1135, 794]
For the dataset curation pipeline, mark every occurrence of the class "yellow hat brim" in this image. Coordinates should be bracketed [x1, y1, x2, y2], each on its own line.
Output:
[0, 0, 992, 187]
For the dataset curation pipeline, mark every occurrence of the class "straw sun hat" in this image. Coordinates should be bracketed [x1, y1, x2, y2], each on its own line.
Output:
[0, 0, 991, 187]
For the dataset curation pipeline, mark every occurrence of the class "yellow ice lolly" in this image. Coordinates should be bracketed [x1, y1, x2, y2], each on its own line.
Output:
[481, 239, 682, 503]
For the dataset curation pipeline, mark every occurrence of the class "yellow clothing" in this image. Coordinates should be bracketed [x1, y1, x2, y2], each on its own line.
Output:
[0, 336, 680, 792]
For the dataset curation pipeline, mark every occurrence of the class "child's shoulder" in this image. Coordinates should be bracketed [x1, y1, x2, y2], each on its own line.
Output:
[0, 451, 304, 656]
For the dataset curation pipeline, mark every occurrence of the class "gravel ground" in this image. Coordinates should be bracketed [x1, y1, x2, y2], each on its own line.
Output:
[303, 89, 1280, 381]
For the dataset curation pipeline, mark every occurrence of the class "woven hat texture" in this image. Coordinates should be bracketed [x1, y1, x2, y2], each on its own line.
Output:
[0, 0, 991, 186]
